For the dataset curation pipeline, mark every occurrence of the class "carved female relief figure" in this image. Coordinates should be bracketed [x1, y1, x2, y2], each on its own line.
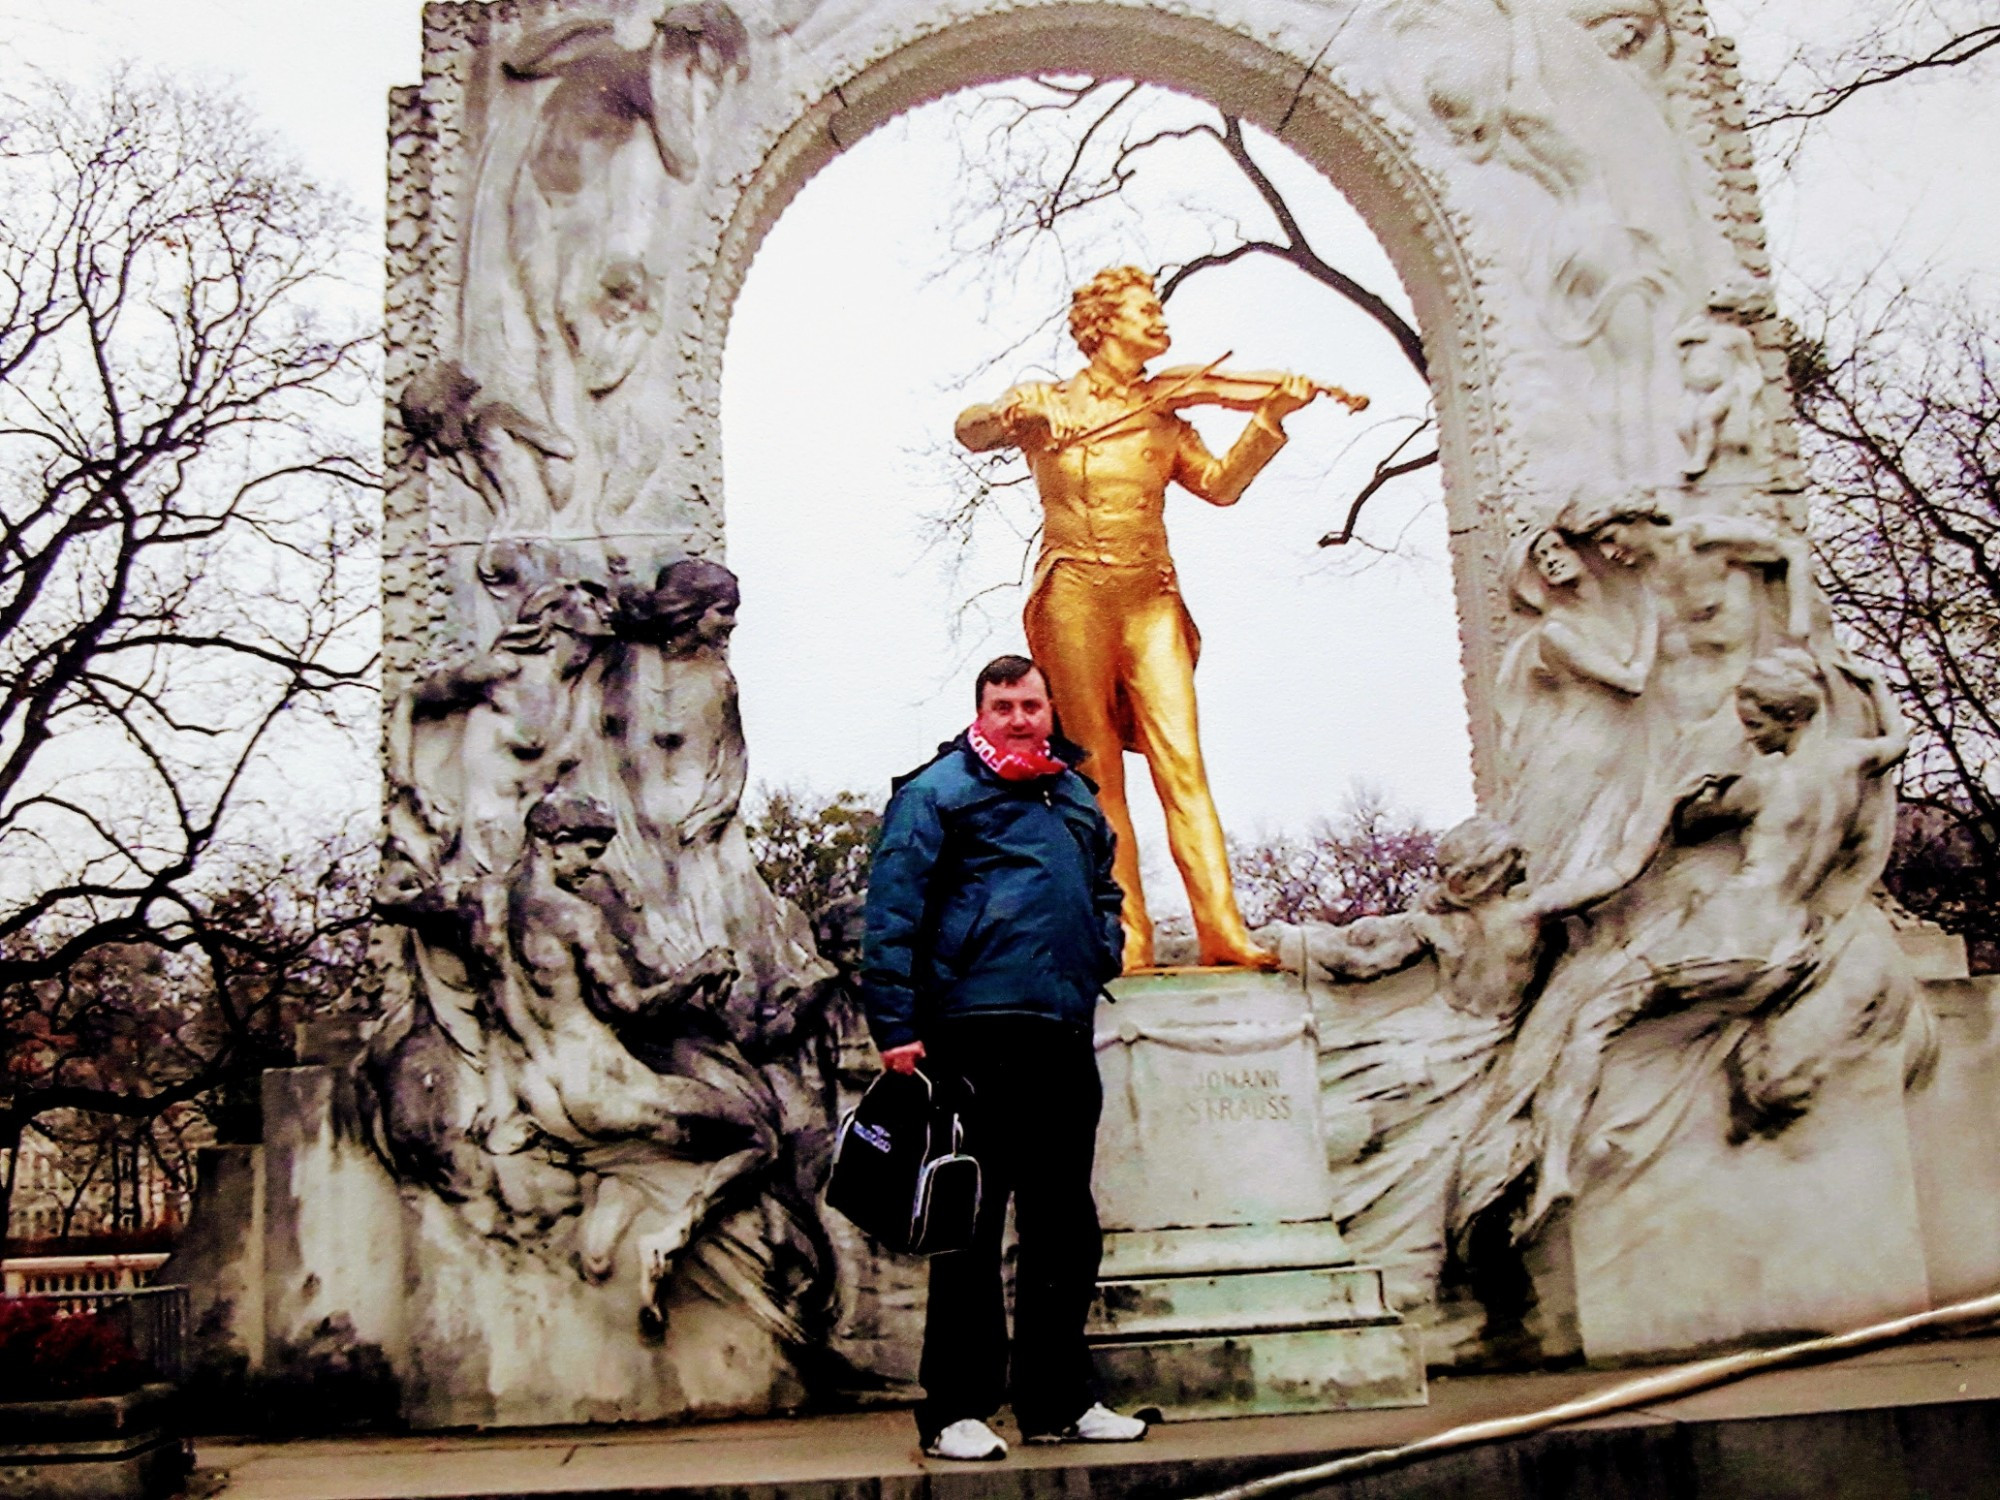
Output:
[602, 559, 749, 854]
[454, 5, 751, 534]
[1496, 523, 1660, 885]
[1381, 0, 1739, 485]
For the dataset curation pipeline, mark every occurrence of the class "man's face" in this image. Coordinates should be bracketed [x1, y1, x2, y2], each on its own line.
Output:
[1101, 286, 1171, 364]
[977, 671, 1055, 756]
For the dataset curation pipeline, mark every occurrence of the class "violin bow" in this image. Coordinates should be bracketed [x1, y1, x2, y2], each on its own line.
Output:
[1052, 352, 1233, 449]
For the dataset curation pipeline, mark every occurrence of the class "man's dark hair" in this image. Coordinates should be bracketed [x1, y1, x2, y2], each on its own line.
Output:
[975, 654, 1047, 709]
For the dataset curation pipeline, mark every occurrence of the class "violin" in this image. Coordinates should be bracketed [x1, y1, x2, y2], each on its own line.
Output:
[1054, 350, 1368, 448]
[1142, 356, 1371, 416]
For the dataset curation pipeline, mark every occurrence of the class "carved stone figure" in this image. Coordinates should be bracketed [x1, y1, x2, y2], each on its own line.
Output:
[1455, 647, 1922, 1246]
[1385, 0, 1737, 484]
[1309, 816, 1647, 1024]
[1576, 494, 1811, 726]
[393, 575, 611, 875]
[1494, 489, 1814, 892]
[450, 4, 752, 534]
[367, 550, 840, 1372]
[1674, 307, 1775, 484]
[1293, 816, 1652, 1299]
[603, 558, 747, 853]
[310, 0, 1971, 1426]
[1495, 523, 1659, 885]
[954, 265, 1364, 970]
[400, 360, 576, 534]
[502, 7, 747, 398]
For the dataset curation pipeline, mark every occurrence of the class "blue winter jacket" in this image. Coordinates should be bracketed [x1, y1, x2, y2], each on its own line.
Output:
[860, 735, 1126, 1050]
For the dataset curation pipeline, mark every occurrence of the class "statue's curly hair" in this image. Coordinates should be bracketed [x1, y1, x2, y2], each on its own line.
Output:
[1427, 816, 1525, 911]
[1555, 490, 1673, 539]
[1736, 647, 1825, 723]
[1069, 265, 1156, 356]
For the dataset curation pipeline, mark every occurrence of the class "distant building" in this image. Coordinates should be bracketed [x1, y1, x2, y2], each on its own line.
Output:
[6, 1127, 190, 1246]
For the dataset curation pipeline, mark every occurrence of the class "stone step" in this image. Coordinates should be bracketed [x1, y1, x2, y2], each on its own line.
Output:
[1099, 1218, 1353, 1278]
[1090, 1264, 1394, 1341]
[1090, 1321, 1428, 1421]
[192, 1331, 2000, 1499]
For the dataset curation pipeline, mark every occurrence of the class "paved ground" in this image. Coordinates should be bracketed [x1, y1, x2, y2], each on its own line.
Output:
[196, 1332, 2000, 1499]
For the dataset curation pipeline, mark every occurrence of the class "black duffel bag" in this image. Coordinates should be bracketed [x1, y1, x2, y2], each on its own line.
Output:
[826, 1067, 981, 1256]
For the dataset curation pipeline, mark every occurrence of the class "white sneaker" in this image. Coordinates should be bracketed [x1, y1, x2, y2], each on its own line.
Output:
[924, 1417, 1009, 1461]
[1030, 1402, 1149, 1443]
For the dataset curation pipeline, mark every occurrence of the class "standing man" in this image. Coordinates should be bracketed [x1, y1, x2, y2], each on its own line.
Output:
[955, 265, 1345, 970]
[861, 655, 1147, 1461]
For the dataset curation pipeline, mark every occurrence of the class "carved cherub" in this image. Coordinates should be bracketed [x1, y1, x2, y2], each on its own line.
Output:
[1674, 310, 1773, 483]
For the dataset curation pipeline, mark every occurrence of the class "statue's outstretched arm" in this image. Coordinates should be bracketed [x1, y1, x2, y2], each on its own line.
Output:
[955, 384, 1050, 453]
[1172, 410, 1288, 507]
[502, 19, 619, 78]
[1829, 651, 1910, 774]
[1312, 913, 1429, 981]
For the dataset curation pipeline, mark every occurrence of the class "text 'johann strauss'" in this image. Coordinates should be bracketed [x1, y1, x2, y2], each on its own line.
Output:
[1183, 1067, 1295, 1124]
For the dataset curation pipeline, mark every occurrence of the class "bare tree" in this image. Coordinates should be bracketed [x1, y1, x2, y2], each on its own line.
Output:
[1792, 290, 2000, 965]
[1230, 785, 1441, 929]
[1743, 1, 1999, 165]
[0, 72, 379, 1246]
[746, 786, 882, 924]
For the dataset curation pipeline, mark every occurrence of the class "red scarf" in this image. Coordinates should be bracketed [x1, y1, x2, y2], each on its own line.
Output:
[967, 722, 1067, 781]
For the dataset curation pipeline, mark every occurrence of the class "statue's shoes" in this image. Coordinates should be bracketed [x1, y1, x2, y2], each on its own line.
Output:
[923, 1418, 1008, 1461]
[1197, 944, 1282, 971]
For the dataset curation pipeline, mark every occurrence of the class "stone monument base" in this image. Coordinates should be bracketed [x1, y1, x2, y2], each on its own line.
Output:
[1089, 1220, 1424, 1419]
[1562, 997, 1933, 1362]
[162, 1064, 809, 1431]
[1087, 970, 1426, 1418]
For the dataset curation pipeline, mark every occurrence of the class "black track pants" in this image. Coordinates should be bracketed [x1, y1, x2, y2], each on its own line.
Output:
[914, 1014, 1104, 1441]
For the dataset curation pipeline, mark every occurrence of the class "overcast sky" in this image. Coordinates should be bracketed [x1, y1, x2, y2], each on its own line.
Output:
[4, 0, 1994, 904]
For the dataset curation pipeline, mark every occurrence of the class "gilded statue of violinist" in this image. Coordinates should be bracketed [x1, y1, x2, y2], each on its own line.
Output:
[955, 265, 1367, 970]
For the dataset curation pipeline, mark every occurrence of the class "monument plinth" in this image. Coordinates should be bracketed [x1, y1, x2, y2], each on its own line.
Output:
[1088, 970, 1425, 1418]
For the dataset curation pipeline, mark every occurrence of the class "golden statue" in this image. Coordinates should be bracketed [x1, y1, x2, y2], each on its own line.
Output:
[955, 266, 1367, 970]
